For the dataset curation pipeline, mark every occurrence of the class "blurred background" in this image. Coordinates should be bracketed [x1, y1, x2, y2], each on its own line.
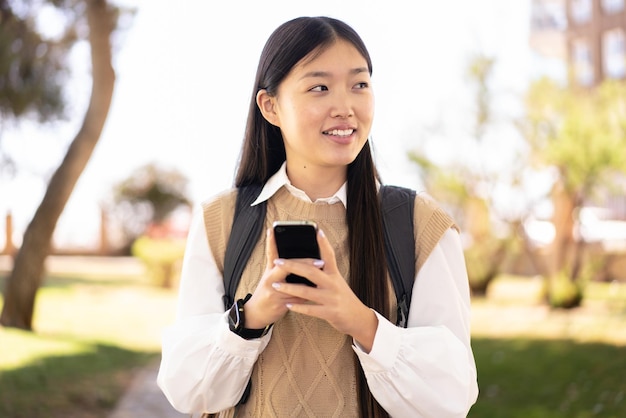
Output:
[1, 0, 626, 417]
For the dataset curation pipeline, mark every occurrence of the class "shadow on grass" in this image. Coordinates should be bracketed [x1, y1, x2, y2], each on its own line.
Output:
[470, 337, 626, 418]
[0, 339, 156, 418]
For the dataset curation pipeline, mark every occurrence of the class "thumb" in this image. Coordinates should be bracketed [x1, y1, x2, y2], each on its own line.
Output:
[265, 227, 279, 269]
[317, 229, 339, 273]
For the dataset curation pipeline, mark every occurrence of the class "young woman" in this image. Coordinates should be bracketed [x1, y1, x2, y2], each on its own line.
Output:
[157, 16, 478, 417]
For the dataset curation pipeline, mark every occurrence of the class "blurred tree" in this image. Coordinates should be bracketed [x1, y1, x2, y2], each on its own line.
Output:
[107, 163, 191, 289]
[409, 53, 514, 295]
[0, 0, 72, 174]
[110, 163, 191, 249]
[518, 78, 626, 307]
[1, 0, 123, 330]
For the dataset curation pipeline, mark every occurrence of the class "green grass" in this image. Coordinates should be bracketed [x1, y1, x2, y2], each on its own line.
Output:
[0, 258, 178, 418]
[0, 333, 153, 417]
[1, 263, 625, 417]
[469, 338, 626, 417]
[470, 277, 626, 417]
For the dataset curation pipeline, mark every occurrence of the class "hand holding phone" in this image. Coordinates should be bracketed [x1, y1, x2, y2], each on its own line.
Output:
[272, 221, 320, 287]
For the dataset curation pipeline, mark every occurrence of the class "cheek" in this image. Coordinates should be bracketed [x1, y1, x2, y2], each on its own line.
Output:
[295, 99, 325, 120]
[286, 105, 325, 134]
[361, 96, 375, 121]
[279, 98, 311, 126]
[278, 105, 310, 143]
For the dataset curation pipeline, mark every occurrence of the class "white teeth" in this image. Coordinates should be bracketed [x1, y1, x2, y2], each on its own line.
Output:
[325, 129, 354, 136]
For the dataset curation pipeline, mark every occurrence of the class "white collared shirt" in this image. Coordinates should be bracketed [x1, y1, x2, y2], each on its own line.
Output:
[252, 162, 347, 207]
[157, 166, 479, 417]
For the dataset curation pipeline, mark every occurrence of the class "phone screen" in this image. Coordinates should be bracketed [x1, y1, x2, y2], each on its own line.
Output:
[273, 221, 320, 287]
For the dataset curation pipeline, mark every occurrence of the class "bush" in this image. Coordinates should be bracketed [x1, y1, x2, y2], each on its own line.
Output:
[464, 237, 508, 296]
[543, 270, 584, 309]
[131, 236, 185, 288]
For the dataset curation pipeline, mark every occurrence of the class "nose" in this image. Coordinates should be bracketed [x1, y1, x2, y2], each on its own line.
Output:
[330, 90, 354, 118]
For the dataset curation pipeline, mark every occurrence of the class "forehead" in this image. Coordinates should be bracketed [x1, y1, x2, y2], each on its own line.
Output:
[293, 39, 369, 75]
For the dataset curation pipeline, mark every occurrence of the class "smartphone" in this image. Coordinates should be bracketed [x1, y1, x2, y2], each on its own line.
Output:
[272, 220, 320, 287]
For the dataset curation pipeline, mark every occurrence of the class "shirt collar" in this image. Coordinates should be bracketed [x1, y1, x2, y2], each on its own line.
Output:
[251, 162, 348, 207]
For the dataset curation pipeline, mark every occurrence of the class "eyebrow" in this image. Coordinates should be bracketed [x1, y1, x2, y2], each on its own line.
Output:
[300, 67, 370, 80]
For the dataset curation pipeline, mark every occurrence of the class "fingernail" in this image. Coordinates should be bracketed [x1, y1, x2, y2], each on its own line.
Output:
[274, 259, 285, 266]
[286, 303, 293, 309]
[313, 259, 325, 268]
[318, 229, 325, 238]
[272, 282, 281, 290]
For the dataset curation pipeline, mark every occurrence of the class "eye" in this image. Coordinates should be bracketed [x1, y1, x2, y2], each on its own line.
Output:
[309, 85, 328, 92]
[354, 82, 369, 89]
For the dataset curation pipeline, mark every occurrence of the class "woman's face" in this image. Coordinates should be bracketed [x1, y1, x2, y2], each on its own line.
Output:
[258, 39, 374, 177]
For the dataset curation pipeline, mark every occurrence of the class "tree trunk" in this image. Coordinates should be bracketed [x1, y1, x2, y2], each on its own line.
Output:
[549, 179, 576, 276]
[0, 1, 117, 330]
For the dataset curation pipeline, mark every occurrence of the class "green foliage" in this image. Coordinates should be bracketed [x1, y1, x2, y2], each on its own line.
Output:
[521, 78, 626, 194]
[519, 78, 626, 297]
[0, 2, 74, 123]
[464, 237, 510, 296]
[407, 149, 469, 221]
[543, 270, 584, 309]
[408, 53, 504, 296]
[408, 52, 498, 208]
[466, 54, 496, 140]
[131, 236, 185, 288]
[111, 163, 191, 242]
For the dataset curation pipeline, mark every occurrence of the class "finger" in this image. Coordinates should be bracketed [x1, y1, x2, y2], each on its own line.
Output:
[273, 259, 324, 287]
[272, 281, 320, 302]
[316, 229, 339, 273]
[265, 228, 279, 270]
[285, 302, 328, 319]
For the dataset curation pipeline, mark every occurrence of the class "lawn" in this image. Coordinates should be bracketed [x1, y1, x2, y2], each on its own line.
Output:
[469, 276, 626, 418]
[1, 259, 625, 417]
[0, 256, 179, 418]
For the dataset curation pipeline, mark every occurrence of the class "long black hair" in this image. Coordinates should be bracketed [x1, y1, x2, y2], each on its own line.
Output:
[235, 17, 390, 418]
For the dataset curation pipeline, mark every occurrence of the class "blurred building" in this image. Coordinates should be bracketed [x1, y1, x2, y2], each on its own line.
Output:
[530, 0, 626, 86]
[530, 0, 568, 58]
[567, 0, 626, 86]
[529, 0, 569, 80]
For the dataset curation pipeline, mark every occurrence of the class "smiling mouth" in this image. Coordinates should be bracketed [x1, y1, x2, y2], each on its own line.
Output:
[323, 129, 354, 137]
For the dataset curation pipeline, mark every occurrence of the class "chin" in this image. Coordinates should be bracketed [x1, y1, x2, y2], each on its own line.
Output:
[328, 155, 359, 167]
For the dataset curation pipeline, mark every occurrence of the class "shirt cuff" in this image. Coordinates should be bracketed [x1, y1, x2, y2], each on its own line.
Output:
[216, 311, 272, 358]
[353, 310, 401, 373]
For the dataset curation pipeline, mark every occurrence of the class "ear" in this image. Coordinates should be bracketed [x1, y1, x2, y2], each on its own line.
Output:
[256, 89, 280, 127]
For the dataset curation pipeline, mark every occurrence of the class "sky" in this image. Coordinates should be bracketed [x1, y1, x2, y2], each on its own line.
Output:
[0, 0, 533, 249]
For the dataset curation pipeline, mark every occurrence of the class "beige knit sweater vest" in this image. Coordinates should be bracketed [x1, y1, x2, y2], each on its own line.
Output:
[202, 186, 454, 417]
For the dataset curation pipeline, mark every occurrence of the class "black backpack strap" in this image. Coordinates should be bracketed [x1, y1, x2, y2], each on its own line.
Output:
[221, 183, 417, 328]
[222, 185, 265, 407]
[380, 185, 416, 328]
[222, 184, 266, 310]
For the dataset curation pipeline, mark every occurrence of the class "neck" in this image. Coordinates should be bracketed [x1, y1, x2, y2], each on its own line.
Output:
[286, 162, 347, 201]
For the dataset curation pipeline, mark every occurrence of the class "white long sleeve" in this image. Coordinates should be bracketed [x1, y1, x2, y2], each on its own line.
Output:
[157, 205, 478, 416]
[354, 229, 478, 417]
[157, 205, 272, 413]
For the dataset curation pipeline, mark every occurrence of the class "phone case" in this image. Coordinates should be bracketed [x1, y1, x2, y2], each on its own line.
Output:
[273, 221, 319, 287]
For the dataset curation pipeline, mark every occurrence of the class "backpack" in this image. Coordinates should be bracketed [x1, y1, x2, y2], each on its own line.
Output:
[222, 184, 416, 328]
